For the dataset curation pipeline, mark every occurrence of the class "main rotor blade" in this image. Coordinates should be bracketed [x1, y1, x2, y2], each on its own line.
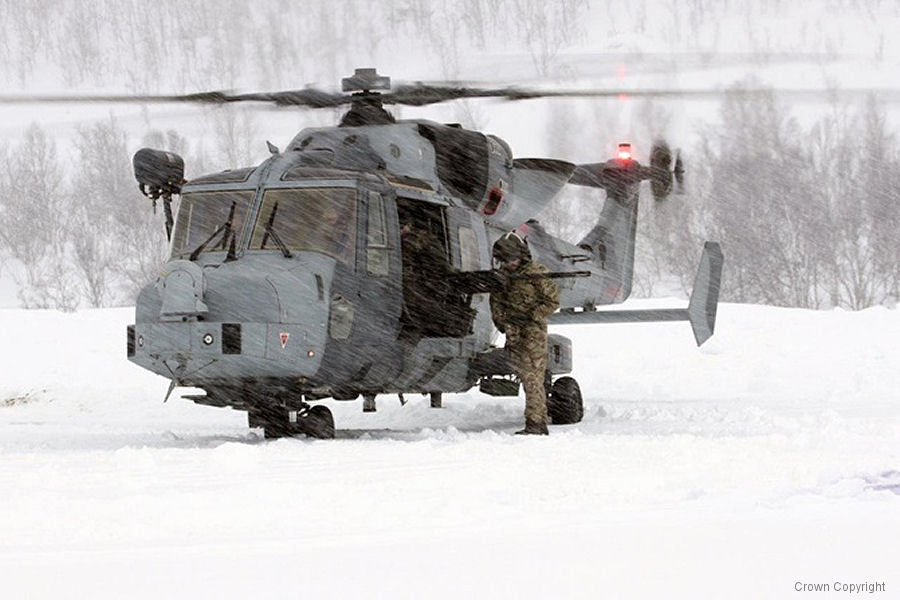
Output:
[0, 88, 351, 108]
[3, 83, 898, 110]
[229, 89, 351, 107]
[385, 84, 900, 105]
[0, 91, 235, 105]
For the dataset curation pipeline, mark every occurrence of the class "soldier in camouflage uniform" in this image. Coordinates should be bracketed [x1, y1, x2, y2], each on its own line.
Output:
[489, 233, 560, 435]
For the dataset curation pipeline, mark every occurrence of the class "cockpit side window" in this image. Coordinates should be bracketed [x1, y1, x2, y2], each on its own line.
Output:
[170, 190, 255, 258]
[249, 187, 357, 264]
[366, 192, 390, 276]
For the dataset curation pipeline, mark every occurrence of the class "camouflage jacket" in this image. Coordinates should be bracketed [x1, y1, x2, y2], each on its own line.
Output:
[490, 261, 560, 330]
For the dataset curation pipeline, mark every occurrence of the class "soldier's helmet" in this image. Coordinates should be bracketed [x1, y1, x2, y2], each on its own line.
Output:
[492, 232, 531, 264]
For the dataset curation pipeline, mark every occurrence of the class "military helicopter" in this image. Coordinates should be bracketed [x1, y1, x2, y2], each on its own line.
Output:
[13, 68, 726, 439]
[121, 68, 726, 438]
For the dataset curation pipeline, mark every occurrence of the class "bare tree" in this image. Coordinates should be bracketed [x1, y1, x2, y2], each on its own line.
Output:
[0, 125, 79, 310]
[511, 0, 589, 76]
[212, 106, 261, 170]
[698, 83, 822, 307]
[812, 96, 900, 308]
[858, 96, 900, 306]
[71, 118, 169, 304]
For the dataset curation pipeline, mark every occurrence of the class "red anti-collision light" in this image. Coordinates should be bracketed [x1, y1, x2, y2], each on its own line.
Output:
[483, 187, 503, 215]
[617, 143, 632, 161]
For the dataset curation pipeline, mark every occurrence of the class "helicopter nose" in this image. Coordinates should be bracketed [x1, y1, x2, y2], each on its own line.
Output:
[157, 259, 208, 321]
[130, 254, 335, 383]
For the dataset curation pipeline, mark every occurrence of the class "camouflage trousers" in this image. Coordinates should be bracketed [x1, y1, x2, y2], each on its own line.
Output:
[507, 323, 549, 426]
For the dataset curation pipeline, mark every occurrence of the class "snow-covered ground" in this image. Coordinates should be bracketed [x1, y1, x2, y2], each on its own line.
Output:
[1, 301, 897, 598]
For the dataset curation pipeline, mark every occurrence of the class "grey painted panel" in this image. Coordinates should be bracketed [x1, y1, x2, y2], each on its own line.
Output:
[188, 168, 255, 185]
[285, 123, 440, 188]
[131, 321, 323, 380]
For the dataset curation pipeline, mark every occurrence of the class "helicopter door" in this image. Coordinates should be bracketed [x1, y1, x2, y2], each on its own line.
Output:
[355, 189, 402, 337]
[397, 199, 449, 337]
[445, 206, 490, 272]
[333, 189, 404, 386]
[438, 206, 489, 338]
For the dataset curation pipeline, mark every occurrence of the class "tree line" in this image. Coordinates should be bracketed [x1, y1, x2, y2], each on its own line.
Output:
[689, 90, 900, 309]
[0, 0, 591, 90]
[0, 121, 187, 309]
[2, 0, 893, 91]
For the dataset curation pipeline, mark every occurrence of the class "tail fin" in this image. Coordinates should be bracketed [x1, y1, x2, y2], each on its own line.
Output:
[571, 161, 642, 301]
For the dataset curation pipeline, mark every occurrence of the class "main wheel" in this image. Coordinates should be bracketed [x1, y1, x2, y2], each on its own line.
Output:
[298, 405, 335, 439]
[547, 377, 584, 425]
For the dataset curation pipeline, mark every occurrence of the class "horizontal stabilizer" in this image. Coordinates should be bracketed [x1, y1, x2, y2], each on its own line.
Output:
[548, 242, 724, 346]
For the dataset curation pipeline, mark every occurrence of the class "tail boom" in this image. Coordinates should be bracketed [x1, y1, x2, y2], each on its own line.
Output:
[548, 242, 724, 346]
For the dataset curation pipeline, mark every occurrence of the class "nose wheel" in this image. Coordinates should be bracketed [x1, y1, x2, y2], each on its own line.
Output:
[296, 405, 335, 439]
[248, 403, 335, 439]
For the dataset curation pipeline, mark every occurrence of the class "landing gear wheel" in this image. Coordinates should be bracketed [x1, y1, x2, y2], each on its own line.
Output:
[547, 376, 584, 425]
[297, 405, 335, 439]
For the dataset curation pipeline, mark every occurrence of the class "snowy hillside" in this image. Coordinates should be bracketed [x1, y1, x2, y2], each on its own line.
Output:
[1, 302, 896, 598]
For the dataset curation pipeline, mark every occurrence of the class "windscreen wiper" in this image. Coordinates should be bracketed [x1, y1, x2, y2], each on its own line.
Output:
[189, 201, 236, 261]
[260, 201, 293, 258]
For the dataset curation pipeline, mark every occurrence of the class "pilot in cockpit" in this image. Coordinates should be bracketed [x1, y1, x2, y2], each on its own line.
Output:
[308, 202, 354, 262]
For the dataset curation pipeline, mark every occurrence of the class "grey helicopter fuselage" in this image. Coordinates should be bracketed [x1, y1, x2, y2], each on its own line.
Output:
[127, 118, 640, 411]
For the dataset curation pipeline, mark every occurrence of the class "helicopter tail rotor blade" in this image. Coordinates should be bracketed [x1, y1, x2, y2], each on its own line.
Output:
[687, 242, 724, 346]
[673, 149, 685, 194]
[649, 140, 673, 201]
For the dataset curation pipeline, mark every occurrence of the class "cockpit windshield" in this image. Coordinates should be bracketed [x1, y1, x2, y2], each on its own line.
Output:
[249, 187, 357, 263]
[170, 190, 254, 258]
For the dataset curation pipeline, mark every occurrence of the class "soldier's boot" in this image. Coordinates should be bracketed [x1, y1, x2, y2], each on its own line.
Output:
[515, 420, 549, 435]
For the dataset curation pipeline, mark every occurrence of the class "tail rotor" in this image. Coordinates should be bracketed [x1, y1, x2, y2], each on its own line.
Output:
[648, 140, 684, 201]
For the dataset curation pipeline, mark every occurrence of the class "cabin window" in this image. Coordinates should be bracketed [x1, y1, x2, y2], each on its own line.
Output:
[170, 190, 255, 258]
[249, 187, 357, 264]
[366, 192, 389, 276]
